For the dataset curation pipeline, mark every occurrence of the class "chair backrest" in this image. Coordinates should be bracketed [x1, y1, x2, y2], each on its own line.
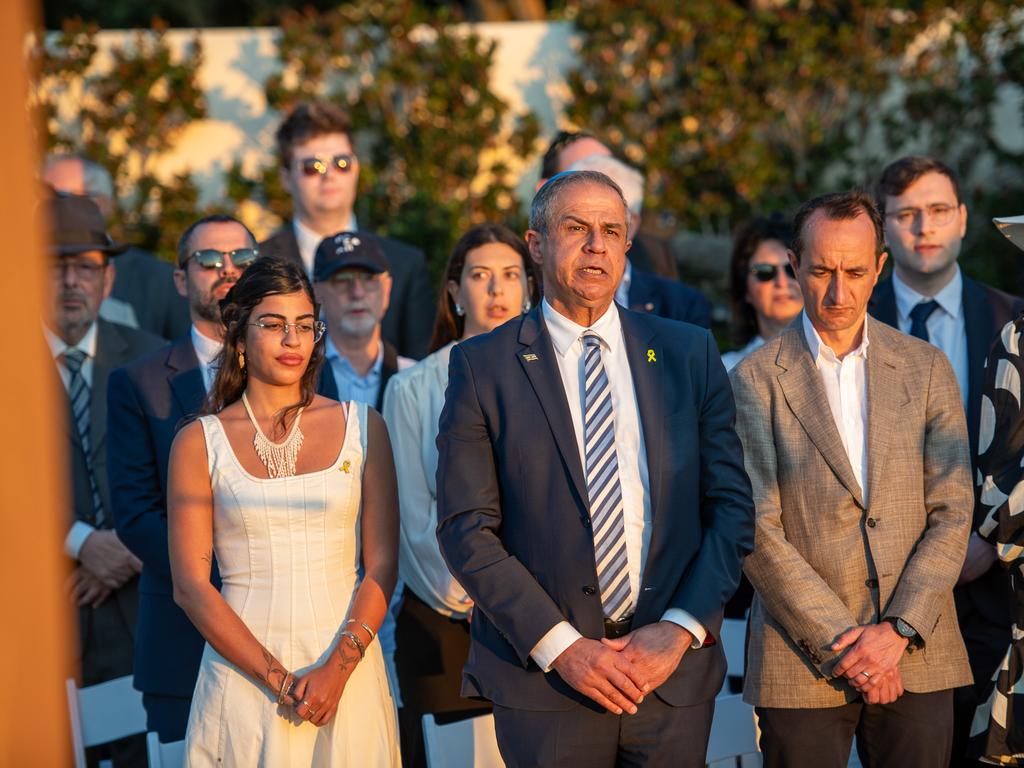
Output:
[423, 713, 505, 768]
[146, 731, 185, 768]
[705, 693, 759, 762]
[65, 676, 147, 768]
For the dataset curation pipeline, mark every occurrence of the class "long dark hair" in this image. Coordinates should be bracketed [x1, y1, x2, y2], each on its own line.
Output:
[428, 223, 540, 353]
[728, 214, 794, 345]
[202, 257, 325, 433]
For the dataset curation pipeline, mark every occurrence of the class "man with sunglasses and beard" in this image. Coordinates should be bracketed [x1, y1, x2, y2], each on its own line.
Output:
[107, 214, 259, 745]
[259, 101, 435, 359]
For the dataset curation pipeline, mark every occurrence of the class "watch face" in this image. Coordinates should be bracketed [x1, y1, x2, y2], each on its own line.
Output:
[896, 618, 915, 637]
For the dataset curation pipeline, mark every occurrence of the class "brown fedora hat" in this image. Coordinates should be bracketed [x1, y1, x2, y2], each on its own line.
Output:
[47, 193, 129, 256]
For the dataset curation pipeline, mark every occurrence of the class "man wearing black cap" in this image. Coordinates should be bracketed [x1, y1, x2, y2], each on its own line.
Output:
[314, 231, 414, 412]
[45, 193, 165, 767]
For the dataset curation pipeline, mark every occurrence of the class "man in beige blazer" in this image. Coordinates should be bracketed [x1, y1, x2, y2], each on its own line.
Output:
[732, 190, 974, 767]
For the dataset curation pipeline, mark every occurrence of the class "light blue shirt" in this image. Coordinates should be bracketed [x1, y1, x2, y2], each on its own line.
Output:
[892, 267, 969, 410]
[325, 337, 383, 407]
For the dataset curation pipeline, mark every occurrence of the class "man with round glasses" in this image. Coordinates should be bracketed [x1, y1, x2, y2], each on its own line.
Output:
[45, 193, 166, 767]
[867, 155, 1024, 765]
[259, 101, 435, 359]
[107, 214, 260, 745]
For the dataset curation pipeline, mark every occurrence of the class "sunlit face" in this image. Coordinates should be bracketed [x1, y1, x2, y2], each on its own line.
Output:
[746, 239, 803, 331]
[526, 182, 629, 317]
[882, 171, 966, 278]
[316, 268, 392, 340]
[239, 291, 318, 387]
[174, 221, 254, 324]
[280, 132, 360, 224]
[43, 157, 86, 195]
[556, 138, 612, 174]
[49, 249, 114, 342]
[447, 242, 529, 339]
[792, 212, 886, 339]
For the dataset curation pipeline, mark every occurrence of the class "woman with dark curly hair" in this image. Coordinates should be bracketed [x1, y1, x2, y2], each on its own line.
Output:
[168, 257, 400, 766]
[722, 215, 803, 371]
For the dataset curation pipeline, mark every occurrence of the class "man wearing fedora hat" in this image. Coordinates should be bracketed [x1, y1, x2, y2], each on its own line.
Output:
[45, 193, 165, 767]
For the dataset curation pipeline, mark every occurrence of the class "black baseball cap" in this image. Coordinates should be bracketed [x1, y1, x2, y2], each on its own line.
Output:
[313, 231, 390, 282]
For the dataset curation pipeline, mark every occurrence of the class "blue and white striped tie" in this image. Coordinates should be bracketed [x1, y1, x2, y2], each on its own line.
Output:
[62, 349, 105, 527]
[582, 332, 632, 620]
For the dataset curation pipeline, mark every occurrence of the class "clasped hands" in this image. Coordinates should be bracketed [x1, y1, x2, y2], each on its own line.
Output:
[831, 622, 910, 705]
[276, 640, 361, 727]
[551, 621, 691, 715]
[68, 530, 142, 608]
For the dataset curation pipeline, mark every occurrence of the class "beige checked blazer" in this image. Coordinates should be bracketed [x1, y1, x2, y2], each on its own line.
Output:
[731, 318, 974, 708]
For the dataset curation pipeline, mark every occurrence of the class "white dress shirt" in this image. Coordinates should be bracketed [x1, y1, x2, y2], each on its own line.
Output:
[46, 322, 101, 559]
[382, 342, 473, 617]
[802, 311, 870, 501]
[190, 325, 223, 393]
[614, 259, 633, 308]
[293, 215, 357, 278]
[892, 267, 968, 410]
[530, 299, 706, 672]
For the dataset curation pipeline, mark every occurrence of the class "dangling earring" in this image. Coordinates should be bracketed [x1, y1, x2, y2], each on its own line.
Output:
[522, 299, 532, 313]
[238, 351, 246, 370]
[454, 304, 465, 317]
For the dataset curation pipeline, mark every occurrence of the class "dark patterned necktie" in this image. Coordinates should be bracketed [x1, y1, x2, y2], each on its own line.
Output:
[909, 299, 940, 343]
[62, 349, 105, 526]
[582, 332, 631, 620]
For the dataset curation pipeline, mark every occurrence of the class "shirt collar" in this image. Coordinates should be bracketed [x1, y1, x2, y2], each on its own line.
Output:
[44, 320, 98, 362]
[802, 310, 870, 364]
[190, 324, 223, 367]
[892, 265, 963, 322]
[325, 336, 383, 379]
[542, 297, 621, 357]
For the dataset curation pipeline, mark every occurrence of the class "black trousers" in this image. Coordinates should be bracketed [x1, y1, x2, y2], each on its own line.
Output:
[395, 590, 490, 768]
[492, 695, 715, 768]
[757, 689, 954, 768]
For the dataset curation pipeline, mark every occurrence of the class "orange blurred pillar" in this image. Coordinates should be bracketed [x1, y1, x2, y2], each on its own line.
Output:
[0, 0, 74, 765]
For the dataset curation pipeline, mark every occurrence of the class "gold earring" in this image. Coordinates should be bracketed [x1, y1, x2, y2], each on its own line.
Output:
[238, 351, 246, 370]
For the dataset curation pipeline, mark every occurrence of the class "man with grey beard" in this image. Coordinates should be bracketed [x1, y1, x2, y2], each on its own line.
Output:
[314, 231, 414, 411]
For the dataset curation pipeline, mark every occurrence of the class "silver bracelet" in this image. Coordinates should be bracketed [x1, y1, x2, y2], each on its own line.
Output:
[340, 630, 366, 659]
[346, 618, 375, 643]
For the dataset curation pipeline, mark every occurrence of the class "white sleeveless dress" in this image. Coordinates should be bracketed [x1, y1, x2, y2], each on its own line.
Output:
[183, 401, 400, 767]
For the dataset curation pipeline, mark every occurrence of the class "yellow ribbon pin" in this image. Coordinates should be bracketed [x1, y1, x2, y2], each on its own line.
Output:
[647, 349, 657, 363]
[341, 460, 351, 474]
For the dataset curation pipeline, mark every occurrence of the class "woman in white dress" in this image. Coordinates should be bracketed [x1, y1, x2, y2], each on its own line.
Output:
[382, 223, 537, 767]
[168, 258, 400, 766]
[721, 215, 803, 371]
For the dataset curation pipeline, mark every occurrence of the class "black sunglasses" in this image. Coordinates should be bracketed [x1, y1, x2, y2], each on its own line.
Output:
[299, 154, 355, 177]
[749, 263, 795, 282]
[186, 248, 259, 270]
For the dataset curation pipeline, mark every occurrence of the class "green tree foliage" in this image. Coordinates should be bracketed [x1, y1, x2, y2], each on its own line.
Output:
[562, 1, 1024, 291]
[30, 18, 211, 261]
[228, 0, 540, 277]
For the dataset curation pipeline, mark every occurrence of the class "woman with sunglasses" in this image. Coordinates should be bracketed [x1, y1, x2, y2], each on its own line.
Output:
[722, 215, 803, 371]
[168, 258, 400, 766]
[381, 224, 539, 768]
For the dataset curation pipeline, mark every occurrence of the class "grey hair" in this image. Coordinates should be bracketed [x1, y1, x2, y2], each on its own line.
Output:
[528, 170, 629, 233]
[567, 155, 644, 216]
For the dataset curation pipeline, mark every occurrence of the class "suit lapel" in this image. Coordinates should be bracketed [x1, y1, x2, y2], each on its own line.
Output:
[90, 320, 124, 456]
[516, 309, 589, 507]
[865, 326, 909, 505]
[867, 278, 898, 329]
[777, 327, 865, 508]
[167, 338, 205, 417]
[962, 276, 993, 452]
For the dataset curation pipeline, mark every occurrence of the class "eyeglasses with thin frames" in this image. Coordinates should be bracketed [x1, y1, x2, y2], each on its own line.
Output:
[885, 203, 959, 230]
[249, 319, 326, 343]
[748, 263, 795, 282]
[299, 154, 355, 177]
[328, 272, 385, 290]
[52, 259, 107, 281]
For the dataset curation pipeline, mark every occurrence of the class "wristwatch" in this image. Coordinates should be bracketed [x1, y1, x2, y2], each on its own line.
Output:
[886, 616, 918, 643]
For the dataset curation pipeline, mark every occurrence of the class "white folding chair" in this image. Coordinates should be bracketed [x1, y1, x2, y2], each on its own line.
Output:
[146, 731, 185, 768]
[706, 693, 759, 764]
[65, 675, 147, 768]
[423, 712, 505, 768]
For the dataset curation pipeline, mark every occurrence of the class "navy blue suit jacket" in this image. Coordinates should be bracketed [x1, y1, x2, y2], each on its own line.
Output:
[435, 305, 754, 710]
[627, 267, 712, 328]
[108, 337, 214, 698]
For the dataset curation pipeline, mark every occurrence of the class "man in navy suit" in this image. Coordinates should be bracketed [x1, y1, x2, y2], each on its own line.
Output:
[867, 155, 1024, 766]
[436, 171, 754, 766]
[108, 214, 258, 741]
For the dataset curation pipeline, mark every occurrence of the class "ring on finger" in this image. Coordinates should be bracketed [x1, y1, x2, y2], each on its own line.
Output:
[859, 671, 870, 679]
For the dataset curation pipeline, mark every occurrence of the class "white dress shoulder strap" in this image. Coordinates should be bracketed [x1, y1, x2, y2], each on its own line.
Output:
[354, 401, 369, 474]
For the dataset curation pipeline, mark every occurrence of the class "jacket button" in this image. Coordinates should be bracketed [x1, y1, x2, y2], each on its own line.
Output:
[866, 518, 877, 528]
[865, 578, 878, 588]
[582, 586, 596, 596]
[581, 517, 592, 529]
